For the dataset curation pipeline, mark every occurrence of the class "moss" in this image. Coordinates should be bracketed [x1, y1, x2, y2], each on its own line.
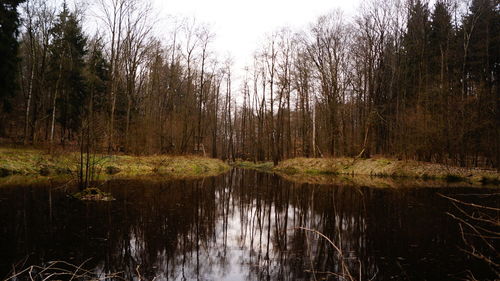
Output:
[193, 165, 203, 174]
[376, 159, 392, 165]
[305, 169, 337, 175]
[281, 167, 299, 174]
[232, 161, 274, 172]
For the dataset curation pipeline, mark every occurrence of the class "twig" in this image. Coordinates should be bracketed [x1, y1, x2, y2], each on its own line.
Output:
[5, 260, 124, 281]
[136, 264, 144, 281]
[438, 193, 500, 212]
[293, 227, 356, 281]
[69, 258, 92, 281]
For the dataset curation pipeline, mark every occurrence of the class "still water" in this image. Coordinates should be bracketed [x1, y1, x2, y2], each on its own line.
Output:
[0, 169, 497, 280]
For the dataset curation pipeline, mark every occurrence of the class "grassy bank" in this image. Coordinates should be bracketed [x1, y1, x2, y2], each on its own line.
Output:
[0, 147, 230, 182]
[231, 161, 274, 172]
[274, 157, 500, 186]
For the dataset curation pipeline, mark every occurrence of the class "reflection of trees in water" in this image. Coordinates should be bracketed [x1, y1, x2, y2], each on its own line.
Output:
[101, 177, 225, 280]
[0, 170, 496, 280]
[233, 170, 369, 281]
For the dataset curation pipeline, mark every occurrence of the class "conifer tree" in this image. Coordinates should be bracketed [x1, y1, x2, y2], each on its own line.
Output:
[48, 4, 87, 144]
[0, 0, 25, 134]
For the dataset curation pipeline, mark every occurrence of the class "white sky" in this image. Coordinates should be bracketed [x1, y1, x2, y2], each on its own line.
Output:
[153, 0, 361, 82]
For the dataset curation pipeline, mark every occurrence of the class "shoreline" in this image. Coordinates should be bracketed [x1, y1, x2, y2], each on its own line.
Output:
[274, 157, 500, 186]
[2, 147, 498, 187]
[232, 157, 500, 186]
[0, 147, 230, 184]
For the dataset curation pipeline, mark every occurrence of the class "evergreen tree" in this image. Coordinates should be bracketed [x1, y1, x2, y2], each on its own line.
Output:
[429, 1, 453, 82]
[427, 1, 454, 160]
[403, 0, 431, 104]
[85, 37, 109, 112]
[461, 0, 500, 166]
[0, 0, 24, 134]
[49, 4, 87, 142]
[402, 0, 432, 160]
[464, 0, 498, 84]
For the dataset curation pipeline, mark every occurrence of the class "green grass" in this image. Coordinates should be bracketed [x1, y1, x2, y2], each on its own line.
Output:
[0, 147, 230, 184]
[231, 160, 274, 172]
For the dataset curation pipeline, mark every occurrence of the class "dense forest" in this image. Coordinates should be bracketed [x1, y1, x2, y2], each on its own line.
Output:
[0, 0, 498, 168]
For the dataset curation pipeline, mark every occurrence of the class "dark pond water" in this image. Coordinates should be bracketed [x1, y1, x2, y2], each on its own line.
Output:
[0, 169, 498, 280]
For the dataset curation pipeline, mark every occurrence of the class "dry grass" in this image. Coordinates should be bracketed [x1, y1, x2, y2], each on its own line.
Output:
[0, 147, 230, 183]
[275, 157, 500, 186]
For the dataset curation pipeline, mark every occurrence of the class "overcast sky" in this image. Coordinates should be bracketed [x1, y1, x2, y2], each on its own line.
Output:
[153, 0, 361, 82]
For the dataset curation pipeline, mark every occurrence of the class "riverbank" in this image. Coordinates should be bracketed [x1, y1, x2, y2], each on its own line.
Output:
[230, 160, 274, 172]
[0, 147, 230, 182]
[274, 157, 500, 185]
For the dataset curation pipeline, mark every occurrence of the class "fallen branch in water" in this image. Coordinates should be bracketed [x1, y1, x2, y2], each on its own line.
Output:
[294, 226, 358, 281]
[438, 193, 500, 279]
[4, 260, 125, 281]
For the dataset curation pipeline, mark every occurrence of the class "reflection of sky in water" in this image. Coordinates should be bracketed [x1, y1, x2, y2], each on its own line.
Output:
[118, 175, 368, 280]
[0, 169, 497, 281]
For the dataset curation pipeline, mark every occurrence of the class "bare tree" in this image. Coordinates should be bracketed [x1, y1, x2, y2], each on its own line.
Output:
[121, 0, 154, 151]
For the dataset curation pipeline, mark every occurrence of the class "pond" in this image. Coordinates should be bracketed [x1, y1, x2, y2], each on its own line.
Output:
[0, 169, 497, 280]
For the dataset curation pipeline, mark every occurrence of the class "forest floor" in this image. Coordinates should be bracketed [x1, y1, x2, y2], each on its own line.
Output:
[0, 147, 230, 185]
[273, 157, 500, 186]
